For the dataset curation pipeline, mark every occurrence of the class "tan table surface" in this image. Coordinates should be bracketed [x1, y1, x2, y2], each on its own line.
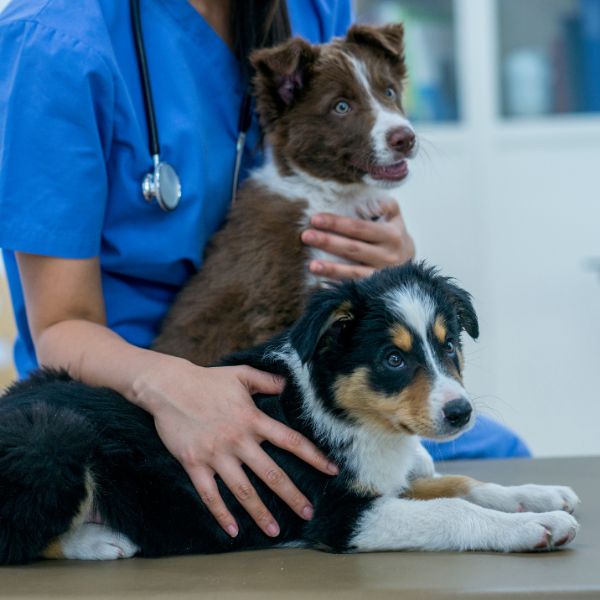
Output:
[1, 456, 598, 600]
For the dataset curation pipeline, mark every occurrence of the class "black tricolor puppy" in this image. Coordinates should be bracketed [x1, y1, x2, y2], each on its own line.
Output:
[0, 263, 579, 563]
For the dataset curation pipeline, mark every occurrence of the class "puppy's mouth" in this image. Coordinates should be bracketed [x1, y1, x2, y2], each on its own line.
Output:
[369, 160, 409, 182]
[352, 160, 409, 182]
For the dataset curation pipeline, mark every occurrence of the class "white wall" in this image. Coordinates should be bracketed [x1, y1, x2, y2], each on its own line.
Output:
[400, 0, 600, 457]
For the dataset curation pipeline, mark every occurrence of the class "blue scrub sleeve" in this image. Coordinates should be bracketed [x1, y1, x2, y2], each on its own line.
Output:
[332, 0, 353, 36]
[0, 20, 114, 259]
[422, 415, 532, 461]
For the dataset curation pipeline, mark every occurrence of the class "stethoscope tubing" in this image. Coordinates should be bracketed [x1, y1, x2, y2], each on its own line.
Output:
[130, 0, 160, 158]
[130, 0, 252, 210]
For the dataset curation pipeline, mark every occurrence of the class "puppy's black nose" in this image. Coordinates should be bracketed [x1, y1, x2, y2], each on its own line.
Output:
[387, 126, 416, 154]
[443, 398, 472, 428]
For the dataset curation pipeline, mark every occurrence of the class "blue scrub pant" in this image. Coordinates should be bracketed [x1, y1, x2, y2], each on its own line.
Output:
[422, 416, 531, 461]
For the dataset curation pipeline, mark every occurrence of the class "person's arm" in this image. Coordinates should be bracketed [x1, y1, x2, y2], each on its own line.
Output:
[16, 252, 337, 537]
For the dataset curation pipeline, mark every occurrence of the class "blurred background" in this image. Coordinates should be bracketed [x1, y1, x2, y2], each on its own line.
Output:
[1, 0, 599, 457]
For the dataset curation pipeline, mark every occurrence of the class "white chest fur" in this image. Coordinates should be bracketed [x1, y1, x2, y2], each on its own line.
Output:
[344, 428, 435, 496]
[251, 160, 402, 287]
[252, 159, 402, 219]
[281, 347, 433, 498]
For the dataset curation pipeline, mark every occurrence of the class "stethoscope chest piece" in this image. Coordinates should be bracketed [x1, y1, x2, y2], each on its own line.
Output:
[142, 156, 182, 212]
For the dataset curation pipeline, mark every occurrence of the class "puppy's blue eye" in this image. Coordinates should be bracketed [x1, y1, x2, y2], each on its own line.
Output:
[386, 352, 405, 368]
[334, 100, 351, 114]
[385, 87, 396, 99]
[445, 340, 456, 355]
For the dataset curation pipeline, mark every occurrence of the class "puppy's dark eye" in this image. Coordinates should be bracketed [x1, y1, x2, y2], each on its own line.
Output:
[386, 351, 405, 369]
[444, 340, 456, 355]
[385, 87, 396, 99]
[334, 100, 351, 114]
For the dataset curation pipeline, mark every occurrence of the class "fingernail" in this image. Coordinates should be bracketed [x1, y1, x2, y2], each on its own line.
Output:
[311, 262, 324, 274]
[227, 524, 239, 538]
[266, 522, 280, 537]
[327, 462, 339, 475]
[302, 230, 316, 243]
[302, 505, 314, 520]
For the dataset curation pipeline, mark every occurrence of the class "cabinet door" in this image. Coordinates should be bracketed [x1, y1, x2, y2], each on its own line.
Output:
[480, 130, 600, 456]
[400, 0, 600, 456]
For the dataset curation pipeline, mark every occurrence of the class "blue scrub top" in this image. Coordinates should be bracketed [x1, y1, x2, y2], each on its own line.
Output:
[0, 0, 352, 376]
[0, 0, 530, 461]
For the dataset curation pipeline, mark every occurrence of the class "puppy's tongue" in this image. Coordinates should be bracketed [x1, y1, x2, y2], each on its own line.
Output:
[370, 160, 408, 181]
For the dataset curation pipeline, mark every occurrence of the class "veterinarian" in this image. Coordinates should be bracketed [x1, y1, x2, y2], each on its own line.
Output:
[0, 0, 529, 539]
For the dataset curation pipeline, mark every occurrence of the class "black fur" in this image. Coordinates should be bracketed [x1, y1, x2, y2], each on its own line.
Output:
[0, 263, 477, 563]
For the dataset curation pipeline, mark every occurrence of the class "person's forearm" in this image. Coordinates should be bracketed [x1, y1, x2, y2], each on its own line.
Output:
[35, 319, 181, 410]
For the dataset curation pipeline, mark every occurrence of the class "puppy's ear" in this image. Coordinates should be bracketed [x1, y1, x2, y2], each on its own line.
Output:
[290, 289, 357, 364]
[444, 281, 479, 340]
[251, 38, 320, 129]
[346, 23, 405, 62]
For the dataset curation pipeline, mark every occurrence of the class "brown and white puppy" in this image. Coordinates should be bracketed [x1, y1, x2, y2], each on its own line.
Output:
[153, 24, 417, 365]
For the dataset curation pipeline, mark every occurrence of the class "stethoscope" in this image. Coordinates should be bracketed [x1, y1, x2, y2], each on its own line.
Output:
[130, 0, 252, 211]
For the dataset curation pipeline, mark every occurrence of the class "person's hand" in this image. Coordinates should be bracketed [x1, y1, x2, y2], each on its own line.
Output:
[300, 199, 415, 281]
[133, 357, 338, 538]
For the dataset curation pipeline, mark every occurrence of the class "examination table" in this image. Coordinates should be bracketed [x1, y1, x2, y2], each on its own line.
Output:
[1, 456, 598, 600]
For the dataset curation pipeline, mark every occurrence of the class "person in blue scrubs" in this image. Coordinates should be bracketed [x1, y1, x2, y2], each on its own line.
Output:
[0, 0, 528, 537]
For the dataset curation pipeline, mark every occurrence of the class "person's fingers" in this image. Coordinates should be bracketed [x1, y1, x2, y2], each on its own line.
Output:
[301, 229, 388, 266]
[242, 444, 314, 520]
[217, 460, 281, 537]
[187, 465, 239, 537]
[309, 212, 390, 243]
[257, 416, 339, 476]
[237, 365, 286, 396]
[308, 259, 375, 281]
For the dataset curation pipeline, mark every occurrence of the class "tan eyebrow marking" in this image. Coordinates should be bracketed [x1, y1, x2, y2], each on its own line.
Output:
[391, 324, 412, 352]
[433, 315, 447, 344]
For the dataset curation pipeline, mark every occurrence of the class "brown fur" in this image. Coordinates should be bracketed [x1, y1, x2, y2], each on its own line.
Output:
[153, 182, 309, 365]
[252, 24, 407, 184]
[391, 324, 412, 352]
[40, 539, 64, 560]
[153, 26, 410, 365]
[333, 368, 435, 436]
[40, 470, 95, 560]
[404, 476, 477, 501]
[433, 315, 447, 344]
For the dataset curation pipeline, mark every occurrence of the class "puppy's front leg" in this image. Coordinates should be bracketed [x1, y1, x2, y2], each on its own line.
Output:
[406, 476, 580, 514]
[350, 496, 578, 552]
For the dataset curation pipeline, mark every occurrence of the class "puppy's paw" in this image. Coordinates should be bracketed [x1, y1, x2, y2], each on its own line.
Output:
[513, 484, 580, 514]
[356, 198, 386, 221]
[61, 523, 139, 560]
[503, 511, 579, 552]
[469, 483, 580, 514]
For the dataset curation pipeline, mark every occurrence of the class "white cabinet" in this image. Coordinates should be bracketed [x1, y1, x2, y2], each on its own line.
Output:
[357, 0, 600, 456]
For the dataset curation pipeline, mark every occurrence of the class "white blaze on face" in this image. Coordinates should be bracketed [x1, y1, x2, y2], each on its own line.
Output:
[346, 55, 414, 165]
[385, 286, 469, 427]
